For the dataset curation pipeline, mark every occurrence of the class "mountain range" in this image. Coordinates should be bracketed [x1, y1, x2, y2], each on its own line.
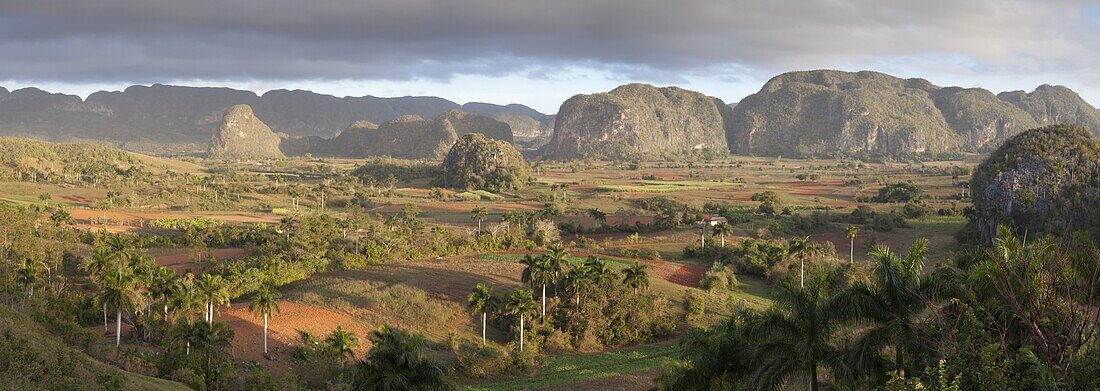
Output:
[3, 69, 1098, 160]
[0, 84, 550, 154]
[727, 70, 1100, 158]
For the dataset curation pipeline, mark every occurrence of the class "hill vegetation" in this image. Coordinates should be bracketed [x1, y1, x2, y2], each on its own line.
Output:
[0, 305, 189, 391]
[728, 70, 1100, 158]
[542, 84, 732, 161]
[441, 133, 531, 192]
[0, 84, 547, 153]
[970, 124, 1100, 240]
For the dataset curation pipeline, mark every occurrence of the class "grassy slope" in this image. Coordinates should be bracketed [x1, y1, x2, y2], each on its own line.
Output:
[465, 343, 677, 391]
[0, 305, 190, 391]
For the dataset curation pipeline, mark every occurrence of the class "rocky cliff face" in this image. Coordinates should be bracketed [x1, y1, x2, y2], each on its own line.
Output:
[542, 84, 732, 160]
[461, 102, 553, 139]
[728, 70, 1099, 158]
[286, 109, 513, 159]
[997, 85, 1100, 132]
[208, 105, 284, 159]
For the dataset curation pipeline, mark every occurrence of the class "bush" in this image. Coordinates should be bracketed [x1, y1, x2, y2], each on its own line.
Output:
[683, 291, 705, 324]
[699, 263, 739, 292]
[874, 181, 923, 203]
[452, 339, 516, 378]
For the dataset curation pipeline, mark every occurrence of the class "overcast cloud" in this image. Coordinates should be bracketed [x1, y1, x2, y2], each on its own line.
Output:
[1, 0, 1097, 112]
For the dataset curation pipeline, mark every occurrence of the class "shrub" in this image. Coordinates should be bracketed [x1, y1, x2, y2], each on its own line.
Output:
[699, 263, 739, 292]
[874, 181, 923, 203]
[683, 291, 705, 324]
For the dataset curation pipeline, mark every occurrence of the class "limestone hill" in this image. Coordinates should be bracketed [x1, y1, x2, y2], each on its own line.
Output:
[728, 70, 1100, 157]
[542, 84, 733, 160]
[207, 104, 285, 160]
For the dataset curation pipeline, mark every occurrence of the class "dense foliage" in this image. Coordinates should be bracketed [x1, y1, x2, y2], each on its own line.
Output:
[440, 133, 532, 192]
[970, 124, 1100, 241]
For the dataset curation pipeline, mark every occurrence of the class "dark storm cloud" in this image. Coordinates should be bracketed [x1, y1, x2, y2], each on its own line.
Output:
[0, 0, 1096, 83]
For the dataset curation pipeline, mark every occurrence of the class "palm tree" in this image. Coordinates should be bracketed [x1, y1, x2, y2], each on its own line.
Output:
[520, 255, 553, 318]
[661, 310, 756, 389]
[169, 274, 201, 355]
[747, 274, 845, 391]
[101, 271, 145, 347]
[504, 289, 537, 351]
[352, 325, 453, 390]
[584, 256, 619, 288]
[588, 208, 607, 227]
[622, 262, 649, 295]
[15, 259, 43, 299]
[564, 264, 593, 306]
[104, 235, 135, 278]
[327, 326, 361, 367]
[712, 221, 733, 247]
[834, 239, 954, 378]
[83, 247, 114, 330]
[150, 267, 177, 321]
[543, 243, 569, 295]
[845, 225, 859, 264]
[249, 286, 282, 356]
[194, 321, 234, 387]
[788, 236, 826, 289]
[467, 284, 493, 345]
[197, 273, 229, 323]
[471, 206, 488, 234]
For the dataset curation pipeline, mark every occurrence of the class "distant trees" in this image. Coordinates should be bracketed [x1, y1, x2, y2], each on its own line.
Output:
[874, 182, 923, 203]
[752, 191, 782, 216]
[711, 221, 733, 246]
[471, 207, 488, 233]
[588, 208, 607, 227]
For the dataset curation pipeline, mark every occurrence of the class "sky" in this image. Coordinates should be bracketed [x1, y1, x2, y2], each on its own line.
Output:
[1, 0, 1098, 114]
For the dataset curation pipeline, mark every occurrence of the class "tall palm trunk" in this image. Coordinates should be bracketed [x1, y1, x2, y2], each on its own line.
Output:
[115, 309, 122, 347]
[541, 285, 546, 318]
[850, 238, 855, 264]
[896, 348, 905, 378]
[263, 312, 269, 354]
[103, 302, 109, 331]
[519, 315, 525, 351]
[810, 364, 819, 391]
[481, 312, 487, 345]
[799, 256, 805, 288]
